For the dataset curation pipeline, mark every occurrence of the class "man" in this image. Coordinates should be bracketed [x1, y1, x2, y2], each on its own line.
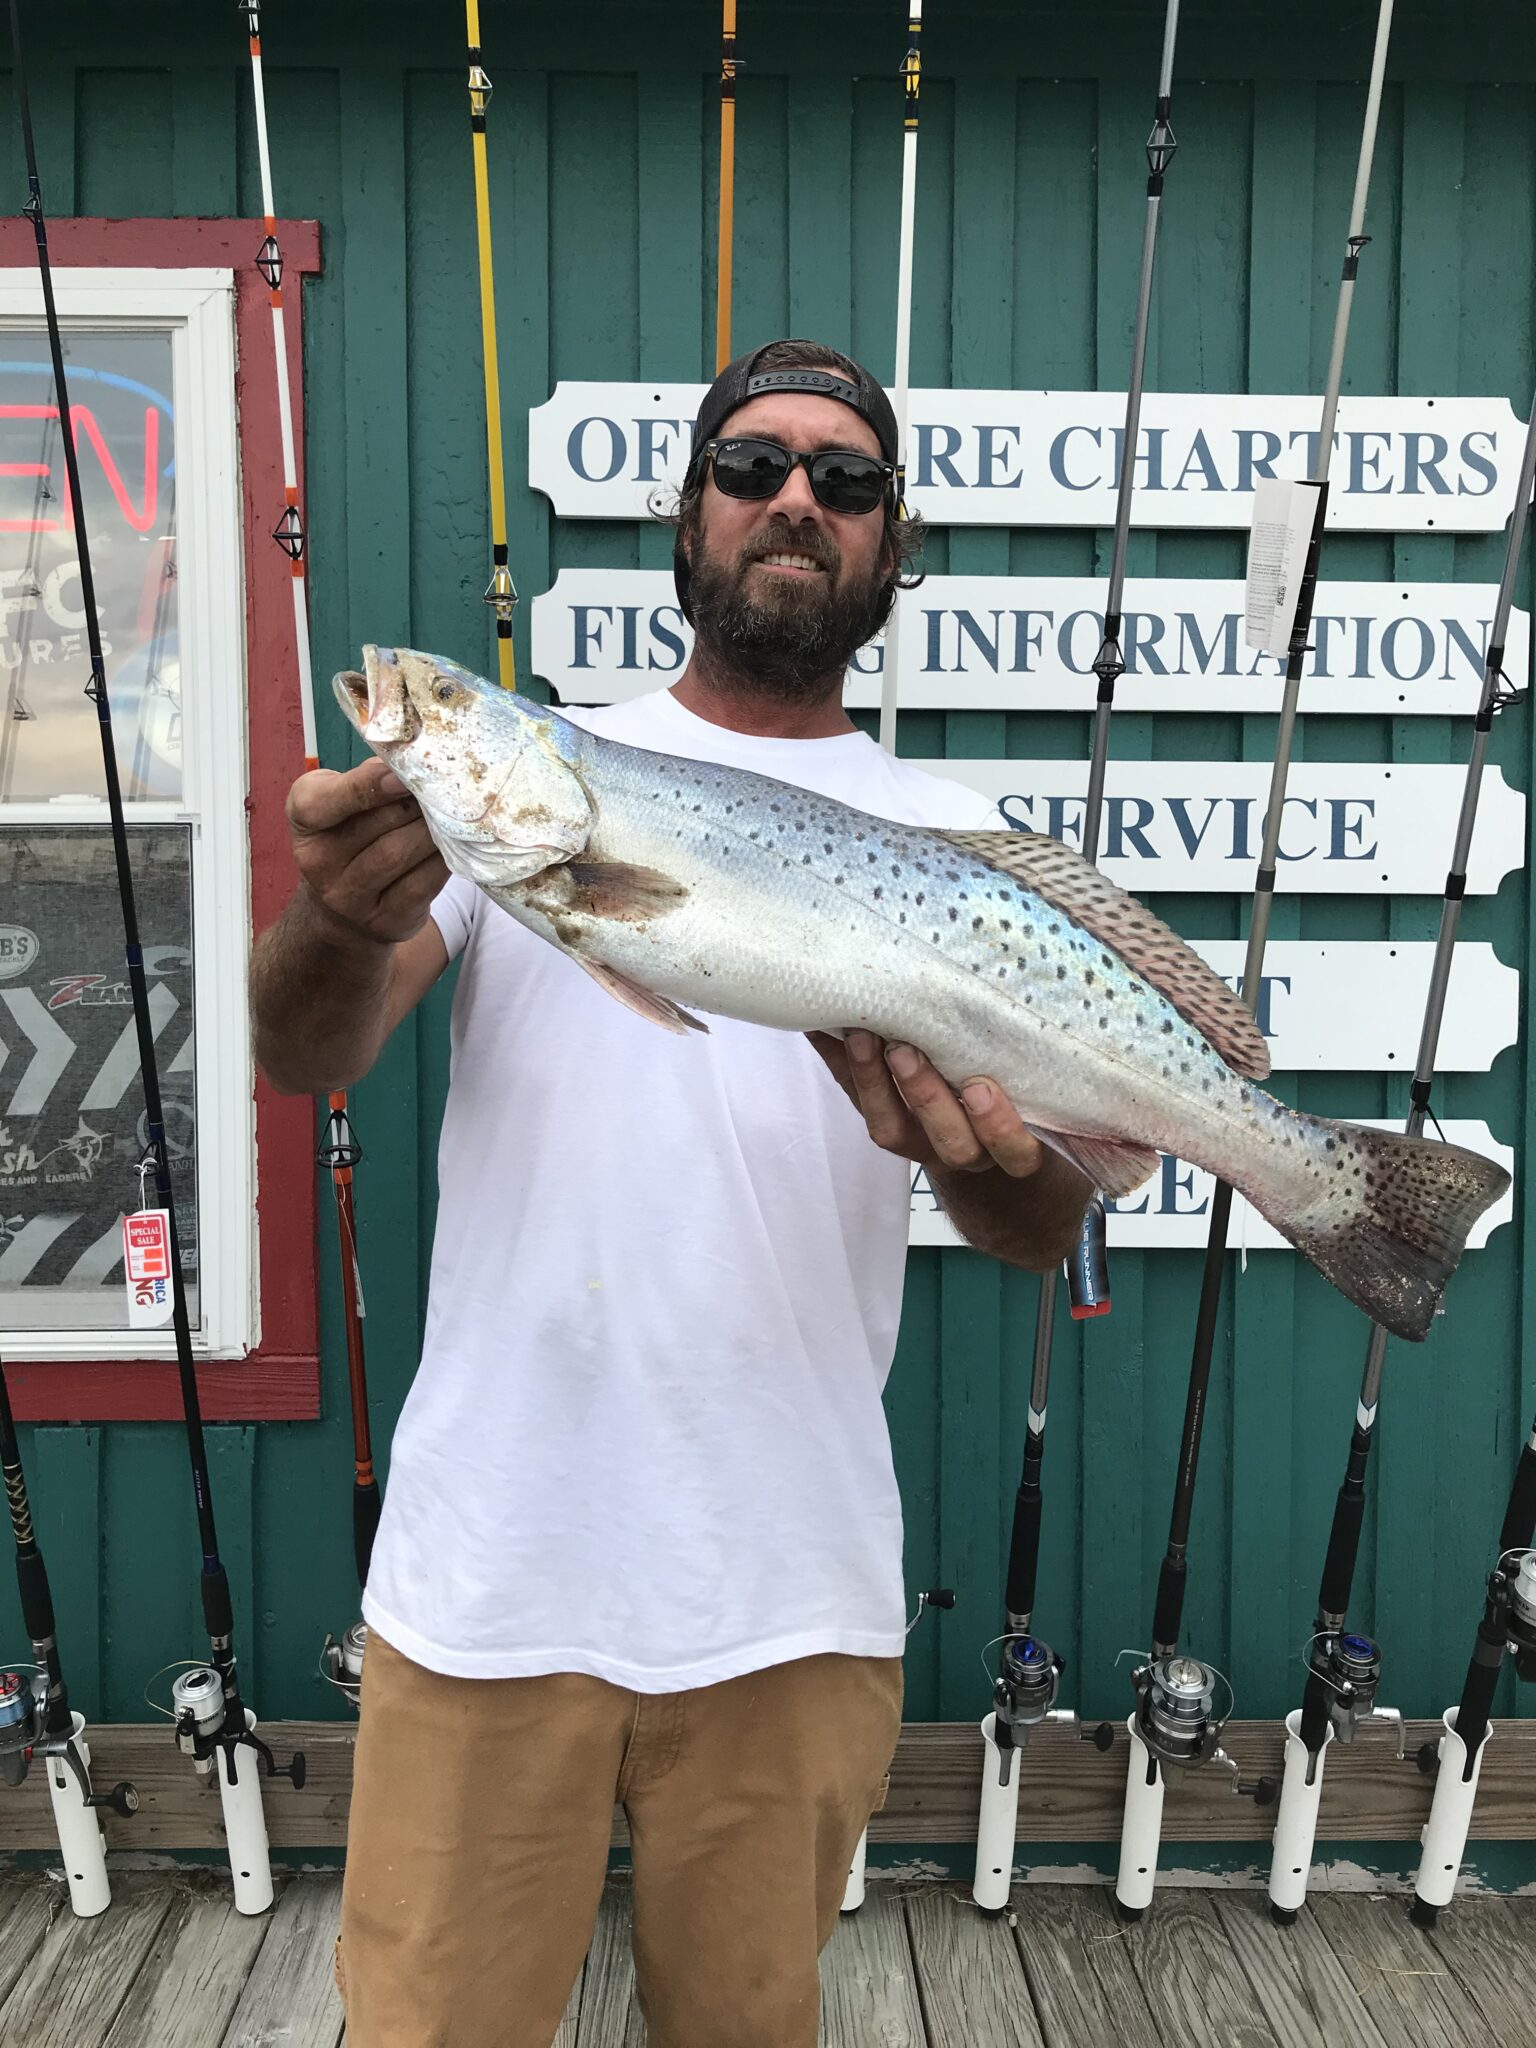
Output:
[252, 338, 1090, 2048]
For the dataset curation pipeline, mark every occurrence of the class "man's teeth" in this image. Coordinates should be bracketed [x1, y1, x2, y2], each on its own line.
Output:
[759, 552, 823, 571]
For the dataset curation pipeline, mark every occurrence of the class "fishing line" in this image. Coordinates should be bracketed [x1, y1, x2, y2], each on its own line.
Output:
[970, 0, 1180, 1920]
[465, 1, 518, 688]
[1114, 0, 1395, 1923]
[13, 0, 302, 1915]
[1268, 372, 1536, 1929]
[716, 0, 737, 373]
[240, 5, 382, 1619]
[875, 0, 921, 755]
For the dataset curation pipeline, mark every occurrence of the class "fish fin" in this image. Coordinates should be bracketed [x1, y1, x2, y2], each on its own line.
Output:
[566, 860, 689, 922]
[1274, 1123, 1508, 1342]
[1027, 1126, 1160, 1200]
[937, 828, 1271, 1082]
[571, 954, 710, 1037]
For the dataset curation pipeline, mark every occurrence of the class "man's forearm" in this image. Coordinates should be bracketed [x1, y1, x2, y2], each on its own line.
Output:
[251, 886, 397, 1096]
[928, 1150, 1093, 1271]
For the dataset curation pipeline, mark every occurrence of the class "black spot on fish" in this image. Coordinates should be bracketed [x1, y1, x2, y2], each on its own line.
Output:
[999, 920, 1010, 932]
[874, 887, 883, 900]
[972, 916, 983, 931]
[949, 907, 959, 922]
[1085, 971, 1095, 986]
[1162, 1021, 1174, 1035]
[1057, 965, 1067, 980]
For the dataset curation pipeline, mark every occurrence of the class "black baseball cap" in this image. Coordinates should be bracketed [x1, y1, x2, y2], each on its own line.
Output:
[673, 340, 899, 620]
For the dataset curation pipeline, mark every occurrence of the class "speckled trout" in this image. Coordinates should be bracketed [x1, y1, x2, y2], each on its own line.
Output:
[333, 646, 1508, 1343]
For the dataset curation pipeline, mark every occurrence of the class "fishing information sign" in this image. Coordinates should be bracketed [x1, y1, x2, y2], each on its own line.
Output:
[529, 384, 1530, 531]
[532, 570, 1527, 716]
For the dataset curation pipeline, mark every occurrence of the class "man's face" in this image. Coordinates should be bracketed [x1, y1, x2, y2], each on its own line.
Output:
[683, 387, 895, 696]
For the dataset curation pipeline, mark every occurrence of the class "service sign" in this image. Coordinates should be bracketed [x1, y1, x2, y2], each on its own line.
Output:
[910, 759, 1523, 895]
[909, 1120, 1514, 1252]
[532, 570, 1526, 716]
[1178, 941, 1515, 1072]
[528, 384, 1527, 531]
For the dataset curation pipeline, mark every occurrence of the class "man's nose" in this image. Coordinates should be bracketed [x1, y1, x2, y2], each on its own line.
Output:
[768, 461, 821, 519]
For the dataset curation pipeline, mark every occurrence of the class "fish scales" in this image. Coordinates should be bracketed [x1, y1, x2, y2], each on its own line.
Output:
[331, 646, 1511, 1343]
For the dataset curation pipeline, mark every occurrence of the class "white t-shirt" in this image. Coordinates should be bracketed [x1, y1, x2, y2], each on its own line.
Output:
[362, 686, 998, 1690]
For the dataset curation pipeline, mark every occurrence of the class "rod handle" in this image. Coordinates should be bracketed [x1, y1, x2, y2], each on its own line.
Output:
[1151, 1554, 1185, 1655]
[201, 1563, 234, 1644]
[1003, 1487, 1042, 1623]
[1067, 1200, 1111, 1320]
[1499, 1443, 1536, 1560]
[15, 1548, 55, 1646]
[353, 1479, 382, 1592]
[1319, 1484, 1366, 1618]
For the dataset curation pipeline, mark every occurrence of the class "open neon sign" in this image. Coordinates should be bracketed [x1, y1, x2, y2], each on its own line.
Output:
[0, 401, 162, 533]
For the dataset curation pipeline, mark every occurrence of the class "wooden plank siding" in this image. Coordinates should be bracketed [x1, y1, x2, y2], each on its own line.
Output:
[0, 4, 1529, 1872]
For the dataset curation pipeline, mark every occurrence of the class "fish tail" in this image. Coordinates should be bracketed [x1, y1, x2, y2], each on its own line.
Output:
[1276, 1122, 1509, 1343]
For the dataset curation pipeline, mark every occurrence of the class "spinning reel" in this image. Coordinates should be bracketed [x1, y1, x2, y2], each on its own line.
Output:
[171, 1667, 306, 1787]
[0, 1669, 137, 1814]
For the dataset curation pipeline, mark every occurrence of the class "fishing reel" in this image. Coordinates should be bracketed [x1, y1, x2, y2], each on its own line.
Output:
[171, 1667, 306, 1788]
[0, 1670, 137, 1814]
[1504, 1551, 1536, 1682]
[1305, 1629, 1404, 1752]
[990, 1632, 1114, 1779]
[1127, 1652, 1272, 1801]
[322, 1621, 368, 1710]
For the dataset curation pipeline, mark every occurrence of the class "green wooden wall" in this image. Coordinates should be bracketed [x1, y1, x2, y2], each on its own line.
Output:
[2, 1, 1535, 1760]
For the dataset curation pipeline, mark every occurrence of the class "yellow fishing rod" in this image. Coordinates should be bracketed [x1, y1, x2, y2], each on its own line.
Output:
[716, 0, 737, 371]
[466, 2, 517, 687]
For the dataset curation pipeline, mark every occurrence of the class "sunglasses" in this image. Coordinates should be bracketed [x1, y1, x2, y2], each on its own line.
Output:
[701, 436, 895, 516]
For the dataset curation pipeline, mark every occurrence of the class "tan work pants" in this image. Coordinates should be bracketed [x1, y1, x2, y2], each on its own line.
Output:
[336, 1630, 903, 2048]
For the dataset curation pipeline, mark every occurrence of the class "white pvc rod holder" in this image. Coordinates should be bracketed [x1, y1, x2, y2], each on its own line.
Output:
[1414, 1707, 1491, 1915]
[45, 1715, 110, 1919]
[218, 1709, 275, 1915]
[1267, 1709, 1334, 1918]
[972, 1711, 1022, 1914]
[1114, 1715, 1165, 1916]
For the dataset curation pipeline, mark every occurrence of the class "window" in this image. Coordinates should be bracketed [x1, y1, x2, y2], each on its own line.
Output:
[0, 225, 322, 1420]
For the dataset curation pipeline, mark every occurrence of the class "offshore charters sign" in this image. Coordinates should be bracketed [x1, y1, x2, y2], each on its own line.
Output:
[534, 570, 1527, 715]
[528, 385, 1527, 530]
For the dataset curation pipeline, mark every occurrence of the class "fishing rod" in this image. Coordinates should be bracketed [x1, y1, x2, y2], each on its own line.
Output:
[466, 0, 519, 689]
[1403, 396, 1536, 1930]
[238, 4, 379, 1714]
[841, 2, 936, 1917]
[1113, 0, 1395, 1922]
[1267, 385, 1536, 1929]
[716, 0, 737, 373]
[875, 0, 920, 756]
[971, 0, 1182, 1918]
[1413, 1404, 1536, 1924]
[12, 0, 303, 1914]
[0, 1357, 138, 1915]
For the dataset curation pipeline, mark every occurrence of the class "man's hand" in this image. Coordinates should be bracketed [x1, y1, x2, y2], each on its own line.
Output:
[288, 758, 449, 947]
[806, 1029, 1045, 1178]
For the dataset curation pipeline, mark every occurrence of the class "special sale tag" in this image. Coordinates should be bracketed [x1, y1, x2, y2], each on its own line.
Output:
[122, 1208, 174, 1328]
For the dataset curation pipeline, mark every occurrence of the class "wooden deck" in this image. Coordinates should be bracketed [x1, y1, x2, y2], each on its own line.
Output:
[0, 1869, 1525, 2046]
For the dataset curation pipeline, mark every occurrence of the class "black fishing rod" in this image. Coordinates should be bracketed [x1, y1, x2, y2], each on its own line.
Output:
[8, 0, 301, 1916]
[970, 0, 1181, 1917]
[1267, 382, 1536, 1926]
[0, 1360, 137, 1914]
[1411, 1407, 1536, 1923]
[1113, 0, 1396, 1922]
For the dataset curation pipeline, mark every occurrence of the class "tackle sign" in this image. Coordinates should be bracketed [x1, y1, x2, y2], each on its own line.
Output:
[0, 827, 198, 1335]
[532, 570, 1528, 716]
[910, 1120, 1514, 1252]
[912, 759, 1523, 896]
[529, 384, 1528, 531]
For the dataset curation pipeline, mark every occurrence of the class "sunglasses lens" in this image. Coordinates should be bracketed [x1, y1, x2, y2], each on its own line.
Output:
[809, 452, 887, 513]
[710, 440, 791, 499]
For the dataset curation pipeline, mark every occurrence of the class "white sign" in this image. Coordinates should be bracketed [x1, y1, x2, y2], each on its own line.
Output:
[531, 569, 1526, 716]
[122, 1207, 173, 1327]
[1184, 942, 1515, 1072]
[910, 760, 1524, 896]
[910, 1120, 1513, 1252]
[528, 384, 1526, 530]
[1246, 478, 1322, 654]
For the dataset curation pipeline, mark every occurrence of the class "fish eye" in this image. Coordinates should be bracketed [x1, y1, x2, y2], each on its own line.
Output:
[433, 680, 457, 704]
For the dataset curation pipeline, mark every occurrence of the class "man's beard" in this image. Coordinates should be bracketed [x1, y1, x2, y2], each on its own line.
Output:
[685, 522, 890, 702]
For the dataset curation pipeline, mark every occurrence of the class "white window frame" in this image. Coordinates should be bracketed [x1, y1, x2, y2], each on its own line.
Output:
[0, 269, 254, 1361]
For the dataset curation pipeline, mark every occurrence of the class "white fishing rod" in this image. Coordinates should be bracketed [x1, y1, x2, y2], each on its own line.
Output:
[875, 0, 921, 756]
[844, 5, 932, 1912]
[1403, 392, 1536, 1928]
[1267, 388, 1536, 1930]
[240, 4, 380, 1716]
[971, 0, 1181, 1917]
[1114, 0, 1395, 1922]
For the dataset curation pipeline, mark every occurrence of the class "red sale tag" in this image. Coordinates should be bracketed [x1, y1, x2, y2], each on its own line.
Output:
[122, 1210, 174, 1328]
